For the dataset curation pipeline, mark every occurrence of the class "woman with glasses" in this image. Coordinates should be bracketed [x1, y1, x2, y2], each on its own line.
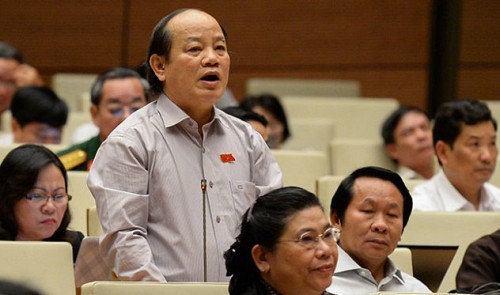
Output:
[0, 144, 84, 262]
[225, 186, 339, 295]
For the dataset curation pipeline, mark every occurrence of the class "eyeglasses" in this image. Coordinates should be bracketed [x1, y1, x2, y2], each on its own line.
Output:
[279, 227, 340, 250]
[107, 106, 142, 118]
[25, 192, 72, 206]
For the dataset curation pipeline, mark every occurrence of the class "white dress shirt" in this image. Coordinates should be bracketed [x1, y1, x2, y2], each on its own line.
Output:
[87, 94, 283, 282]
[412, 170, 500, 211]
[327, 247, 431, 295]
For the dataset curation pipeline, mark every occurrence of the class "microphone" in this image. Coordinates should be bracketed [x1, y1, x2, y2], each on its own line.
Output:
[201, 178, 208, 282]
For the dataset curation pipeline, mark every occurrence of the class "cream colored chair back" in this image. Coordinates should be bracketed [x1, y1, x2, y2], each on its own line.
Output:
[315, 175, 345, 216]
[87, 206, 102, 236]
[282, 97, 398, 140]
[0, 241, 76, 295]
[246, 78, 361, 97]
[329, 138, 395, 176]
[281, 118, 335, 158]
[388, 247, 413, 275]
[272, 149, 329, 193]
[67, 171, 95, 234]
[52, 73, 98, 112]
[81, 281, 229, 295]
[400, 212, 500, 293]
[0, 110, 11, 132]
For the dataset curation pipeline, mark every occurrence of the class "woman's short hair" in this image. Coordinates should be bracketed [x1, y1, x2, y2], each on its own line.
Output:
[0, 144, 72, 241]
[224, 186, 322, 294]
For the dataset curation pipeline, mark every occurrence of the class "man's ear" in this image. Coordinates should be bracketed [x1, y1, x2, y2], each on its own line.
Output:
[330, 211, 341, 228]
[149, 54, 167, 82]
[251, 244, 270, 273]
[385, 143, 398, 161]
[435, 141, 449, 166]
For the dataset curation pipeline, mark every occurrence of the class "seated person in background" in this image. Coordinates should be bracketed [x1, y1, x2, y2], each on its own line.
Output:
[455, 229, 500, 294]
[240, 93, 290, 149]
[0, 144, 84, 262]
[225, 186, 338, 295]
[57, 67, 149, 171]
[327, 166, 431, 294]
[381, 105, 434, 180]
[0, 86, 68, 144]
[0, 42, 43, 131]
[412, 99, 500, 211]
[222, 106, 270, 142]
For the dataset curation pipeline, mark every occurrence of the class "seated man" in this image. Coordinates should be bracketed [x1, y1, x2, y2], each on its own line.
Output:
[0, 42, 43, 131]
[412, 99, 500, 211]
[57, 67, 149, 171]
[455, 229, 500, 294]
[0, 86, 67, 144]
[327, 166, 431, 294]
[381, 105, 434, 180]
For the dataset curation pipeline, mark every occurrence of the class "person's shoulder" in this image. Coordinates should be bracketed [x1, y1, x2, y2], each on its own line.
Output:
[399, 271, 432, 292]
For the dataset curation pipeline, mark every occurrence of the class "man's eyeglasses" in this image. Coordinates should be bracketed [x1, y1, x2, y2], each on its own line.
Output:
[279, 227, 340, 250]
[25, 192, 72, 206]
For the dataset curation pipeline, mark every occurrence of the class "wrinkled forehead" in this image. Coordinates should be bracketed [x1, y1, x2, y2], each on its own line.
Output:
[167, 9, 224, 38]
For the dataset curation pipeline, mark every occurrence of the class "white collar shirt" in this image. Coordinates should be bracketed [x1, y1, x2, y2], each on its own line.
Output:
[412, 170, 500, 211]
[88, 94, 283, 282]
[327, 247, 431, 295]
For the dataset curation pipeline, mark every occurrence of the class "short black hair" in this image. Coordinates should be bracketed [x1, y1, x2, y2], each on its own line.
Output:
[222, 106, 268, 126]
[381, 105, 429, 146]
[433, 99, 497, 149]
[330, 166, 413, 229]
[240, 93, 290, 142]
[10, 86, 68, 128]
[90, 67, 150, 106]
[0, 42, 24, 63]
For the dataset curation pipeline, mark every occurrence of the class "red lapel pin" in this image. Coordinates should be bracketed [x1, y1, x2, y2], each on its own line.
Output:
[220, 153, 235, 163]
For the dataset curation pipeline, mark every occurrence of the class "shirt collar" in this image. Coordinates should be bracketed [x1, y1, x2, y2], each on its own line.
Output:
[157, 93, 223, 128]
[335, 246, 405, 283]
[438, 171, 486, 211]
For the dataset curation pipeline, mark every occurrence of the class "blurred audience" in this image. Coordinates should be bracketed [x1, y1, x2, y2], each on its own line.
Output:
[222, 106, 270, 142]
[240, 93, 290, 149]
[412, 99, 500, 211]
[57, 67, 149, 171]
[0, 144, 84, 262]
[328, 166, 431, 294]
[0, 86, 68, 144]
[0, 42, 43, 130]
[381, 105, 434, 180]
[225, 186, 338, 295]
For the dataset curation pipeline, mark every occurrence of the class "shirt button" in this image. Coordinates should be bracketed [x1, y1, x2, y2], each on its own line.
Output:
[216, 216, 221, 223]
[209, 181, 214, 188]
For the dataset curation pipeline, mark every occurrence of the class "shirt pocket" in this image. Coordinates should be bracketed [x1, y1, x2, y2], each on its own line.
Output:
[229, 180, 257, 215]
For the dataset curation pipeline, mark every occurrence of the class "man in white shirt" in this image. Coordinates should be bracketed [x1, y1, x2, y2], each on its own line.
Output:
[327, 166, 431, 295]
[381, 105, 435, 180]
[412, 99, 500, 211]
[87, 8, 282, 282]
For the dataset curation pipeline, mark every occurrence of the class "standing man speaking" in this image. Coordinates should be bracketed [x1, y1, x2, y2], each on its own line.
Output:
[88, 8, 282, 282]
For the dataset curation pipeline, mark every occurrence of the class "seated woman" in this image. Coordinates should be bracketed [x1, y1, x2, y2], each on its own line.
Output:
[225, 186, 339, 295]
[240, 94, 290, 149]
[0, 144, 84, 262]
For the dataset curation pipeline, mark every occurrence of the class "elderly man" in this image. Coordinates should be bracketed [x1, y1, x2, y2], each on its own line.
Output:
[87, 8, 282, 282]
[381, 105, 434, 180]
[57, 67, 149, 171]
[327, 166, 431, 294]
[412, 99, 500, 211]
